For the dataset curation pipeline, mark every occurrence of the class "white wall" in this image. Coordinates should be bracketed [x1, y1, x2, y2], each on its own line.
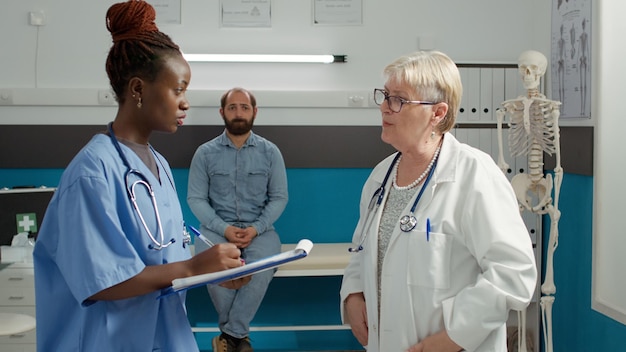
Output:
[0, 0, 551, 125]
[592, 1, 626, 326]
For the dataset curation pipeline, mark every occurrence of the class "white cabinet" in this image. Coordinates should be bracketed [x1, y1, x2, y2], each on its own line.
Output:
[0, 263, 36, 351]
[456, 64, 520, 124]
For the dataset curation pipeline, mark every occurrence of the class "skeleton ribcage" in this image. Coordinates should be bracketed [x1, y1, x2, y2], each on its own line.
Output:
[507, 99, 557, 158]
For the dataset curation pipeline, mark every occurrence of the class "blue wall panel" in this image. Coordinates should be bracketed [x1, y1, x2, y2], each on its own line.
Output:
[0, 168, 371, 245]
[543, 173, 626, 352]
[5, 169, 625, 351]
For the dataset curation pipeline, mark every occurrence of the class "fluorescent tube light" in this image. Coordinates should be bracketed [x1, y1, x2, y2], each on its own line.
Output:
[182, 54, 347, 64]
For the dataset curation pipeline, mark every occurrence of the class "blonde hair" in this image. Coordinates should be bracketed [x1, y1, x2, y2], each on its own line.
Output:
[383, 51, 462, 133]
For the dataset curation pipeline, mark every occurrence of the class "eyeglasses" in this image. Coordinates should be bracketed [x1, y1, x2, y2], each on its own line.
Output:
[373, 88, 436, 113]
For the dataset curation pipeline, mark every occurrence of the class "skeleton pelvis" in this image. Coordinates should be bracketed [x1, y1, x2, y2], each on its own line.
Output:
[511, 173, 553, 213]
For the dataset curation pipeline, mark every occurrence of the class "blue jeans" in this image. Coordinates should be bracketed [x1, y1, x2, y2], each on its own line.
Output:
[194, 227, 281, 338]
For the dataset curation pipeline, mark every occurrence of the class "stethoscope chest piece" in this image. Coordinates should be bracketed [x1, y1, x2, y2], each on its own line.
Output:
[399, 214, 418, 232]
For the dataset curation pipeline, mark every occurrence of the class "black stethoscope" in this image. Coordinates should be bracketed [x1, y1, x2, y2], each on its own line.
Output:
[107, 122, 190, 250]
[349, 151, 439, 253]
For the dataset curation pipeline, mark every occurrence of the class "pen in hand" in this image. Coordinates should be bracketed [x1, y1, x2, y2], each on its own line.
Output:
[188, 225, 215, 247]
[188, 225, 245, 264]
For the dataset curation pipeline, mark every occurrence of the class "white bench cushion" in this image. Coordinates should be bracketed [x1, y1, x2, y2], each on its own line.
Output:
[276, 243, 351, 277]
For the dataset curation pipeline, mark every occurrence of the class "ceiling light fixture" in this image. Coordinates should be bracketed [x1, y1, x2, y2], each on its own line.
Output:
[183, 54, 347, 64]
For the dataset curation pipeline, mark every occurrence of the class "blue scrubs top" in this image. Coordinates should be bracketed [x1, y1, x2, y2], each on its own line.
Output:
[33, 134, 198, 352]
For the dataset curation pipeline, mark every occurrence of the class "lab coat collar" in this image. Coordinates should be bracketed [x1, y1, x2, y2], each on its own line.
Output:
[371, 132, 460, 187]
[432, 132, 459, 185]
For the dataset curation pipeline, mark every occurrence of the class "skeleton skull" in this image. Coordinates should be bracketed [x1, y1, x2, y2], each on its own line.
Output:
[518, 50, 547, 90]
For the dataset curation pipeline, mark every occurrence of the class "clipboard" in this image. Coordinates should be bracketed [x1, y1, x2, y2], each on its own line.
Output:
[158, 239, 313, 299]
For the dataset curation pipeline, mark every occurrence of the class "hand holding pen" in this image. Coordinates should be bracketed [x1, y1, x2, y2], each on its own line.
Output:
[185, 225, 249, 289]
[188, 225, 245, 264]
[188, 225, 215, 247]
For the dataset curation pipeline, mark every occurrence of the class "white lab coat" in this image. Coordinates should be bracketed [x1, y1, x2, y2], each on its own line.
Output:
[340, 133, 537, 352]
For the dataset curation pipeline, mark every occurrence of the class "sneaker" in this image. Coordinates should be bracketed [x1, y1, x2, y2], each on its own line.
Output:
[212, 335, 237, 352]
[236, 337, 253, 352]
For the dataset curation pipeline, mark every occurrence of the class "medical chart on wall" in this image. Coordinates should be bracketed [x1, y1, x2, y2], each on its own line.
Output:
[551, 0, 592, 119]
[150, 0, 181, 24]
[220, 0, 271, 28]
[313, 0, 362, 25]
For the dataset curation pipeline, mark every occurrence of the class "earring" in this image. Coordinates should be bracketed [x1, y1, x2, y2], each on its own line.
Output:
[430, 131, 435, 139]
[137, 97, 142, 109]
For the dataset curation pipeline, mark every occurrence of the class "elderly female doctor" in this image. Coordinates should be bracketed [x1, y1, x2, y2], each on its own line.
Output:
[340, 51, 537, 352]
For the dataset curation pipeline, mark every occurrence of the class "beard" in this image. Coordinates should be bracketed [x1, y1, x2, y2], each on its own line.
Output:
[223, 116, 255, 135]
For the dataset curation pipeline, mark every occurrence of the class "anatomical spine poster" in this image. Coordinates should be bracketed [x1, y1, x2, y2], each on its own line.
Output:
[551, 0, 592, 119]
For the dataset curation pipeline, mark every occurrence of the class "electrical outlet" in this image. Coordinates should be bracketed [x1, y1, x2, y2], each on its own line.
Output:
[368, 91, 378, 108]
[347, 92, 366, 107]
[0, 89, 13, 105]
[98, 89, 116, 105]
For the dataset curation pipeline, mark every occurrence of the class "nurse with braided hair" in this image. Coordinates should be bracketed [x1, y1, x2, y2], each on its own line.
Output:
[33, 1, 248, 351]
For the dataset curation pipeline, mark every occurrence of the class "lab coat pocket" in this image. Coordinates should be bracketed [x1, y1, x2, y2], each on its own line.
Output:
[406, 231, 452, 289]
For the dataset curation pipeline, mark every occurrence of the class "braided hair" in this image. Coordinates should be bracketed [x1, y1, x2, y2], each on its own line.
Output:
[105, 0, 181, 104]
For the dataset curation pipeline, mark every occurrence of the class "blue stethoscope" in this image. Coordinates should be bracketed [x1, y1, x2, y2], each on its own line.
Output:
[349, 151, 438, 253]
[108, 122, 191, 250]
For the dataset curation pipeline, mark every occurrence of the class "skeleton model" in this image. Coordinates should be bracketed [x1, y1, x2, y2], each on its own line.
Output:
[496, 50, 562, 352]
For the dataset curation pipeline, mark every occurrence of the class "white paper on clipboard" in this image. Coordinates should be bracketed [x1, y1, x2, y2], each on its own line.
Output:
[158, 239, 313, 298]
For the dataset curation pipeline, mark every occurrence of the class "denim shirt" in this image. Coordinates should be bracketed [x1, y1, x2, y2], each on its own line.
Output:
[187, 130, 288, 236]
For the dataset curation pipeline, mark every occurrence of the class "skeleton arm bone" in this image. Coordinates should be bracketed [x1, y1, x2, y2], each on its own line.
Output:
[550, 107, 563, 209]
[496, 108, 510, 173]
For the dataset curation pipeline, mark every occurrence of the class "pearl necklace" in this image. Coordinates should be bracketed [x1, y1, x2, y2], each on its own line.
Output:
[392, 145, 442, 190]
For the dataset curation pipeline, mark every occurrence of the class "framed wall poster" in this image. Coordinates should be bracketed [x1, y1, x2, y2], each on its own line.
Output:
[150, 0, 182, 24]
[220, 0, 272, 28]
[313, 0, 362, 26]
[550, 0, 592, 119]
